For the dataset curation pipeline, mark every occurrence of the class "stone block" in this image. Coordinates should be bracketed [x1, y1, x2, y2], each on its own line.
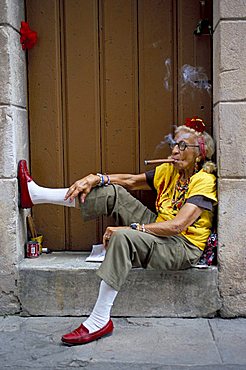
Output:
[0, 289, 20, 315]
[0, 179, 21, 314]
[0, 106, 15, 177]
[213, 0, 221, 30]
[15, 108, 29, 163]
[0, 179, 18, 261]
[213, 1, 219, 30]
[214, 0, 246, 28]
[0, 106, 28, 178]
[213, 22, 246, 103]
[18, 253, 221, 317]
[214, 102, 246, 178]
[218, 179, 246, 317]
[0, 0, 25, 30]
[0, 26, 27, 107]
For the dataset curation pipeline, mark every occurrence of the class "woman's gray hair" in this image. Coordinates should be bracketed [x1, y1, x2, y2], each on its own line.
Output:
[175, 125, 216, 173]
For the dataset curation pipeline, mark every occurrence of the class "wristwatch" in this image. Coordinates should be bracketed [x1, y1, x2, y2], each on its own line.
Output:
[130, 223, 146, 232]
[130, 222, 140, 230]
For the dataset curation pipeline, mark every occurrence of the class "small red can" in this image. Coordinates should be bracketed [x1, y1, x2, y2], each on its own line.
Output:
[26, 241, 40, 258]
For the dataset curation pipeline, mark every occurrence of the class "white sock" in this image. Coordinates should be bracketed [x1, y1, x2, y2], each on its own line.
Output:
[27, 180, 75, 207]
[83, 280, 118, 333]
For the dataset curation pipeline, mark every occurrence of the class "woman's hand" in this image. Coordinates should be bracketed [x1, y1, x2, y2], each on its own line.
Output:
[64, 174, 100, 204]
[103, 226, 130, 248]
[65, 172, 150, 205]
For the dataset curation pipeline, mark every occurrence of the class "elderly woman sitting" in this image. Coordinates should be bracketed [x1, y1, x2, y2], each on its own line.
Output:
[18, 116, 217, 346]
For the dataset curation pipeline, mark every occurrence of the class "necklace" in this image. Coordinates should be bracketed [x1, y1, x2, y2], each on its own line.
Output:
[172, 175, 190, 211]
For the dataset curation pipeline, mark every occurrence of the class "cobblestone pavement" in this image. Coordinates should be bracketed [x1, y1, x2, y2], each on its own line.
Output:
[0, 316, 246, 369]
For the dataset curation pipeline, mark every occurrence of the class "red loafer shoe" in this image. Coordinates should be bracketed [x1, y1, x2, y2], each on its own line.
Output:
[18, 160, 34, 208]
[61, 319, 114, 346]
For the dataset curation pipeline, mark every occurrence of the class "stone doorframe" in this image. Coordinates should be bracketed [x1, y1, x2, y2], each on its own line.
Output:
[0, 0, 245, 316]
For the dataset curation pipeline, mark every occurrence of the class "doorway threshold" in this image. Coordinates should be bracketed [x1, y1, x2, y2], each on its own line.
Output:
[19, 251, 100, 271]
[18, 252, 221, 317]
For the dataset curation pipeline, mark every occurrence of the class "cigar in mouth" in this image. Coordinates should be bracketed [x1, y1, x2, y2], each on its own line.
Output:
[144, 158, 175, 165]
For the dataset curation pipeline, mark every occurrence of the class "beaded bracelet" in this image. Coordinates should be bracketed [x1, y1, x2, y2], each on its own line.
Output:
[105, 174, 111, 186]
[96, 173, 111, 187]
[96, 173, 105, 187]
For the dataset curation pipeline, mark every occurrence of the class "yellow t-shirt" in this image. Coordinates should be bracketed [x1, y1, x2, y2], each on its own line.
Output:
[153, 163, 217, 250]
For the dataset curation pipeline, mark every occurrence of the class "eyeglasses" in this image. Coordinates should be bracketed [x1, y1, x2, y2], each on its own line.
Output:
[169, 141, 199, 151]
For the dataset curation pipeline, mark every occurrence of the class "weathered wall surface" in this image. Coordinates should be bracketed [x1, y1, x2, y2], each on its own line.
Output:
[0, 0, 28, 314]
[214, 0, 246, 317]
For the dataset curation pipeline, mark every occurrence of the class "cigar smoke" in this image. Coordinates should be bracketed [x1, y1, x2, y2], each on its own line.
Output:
[156, 133, 175, 150]
[145, 133, 176, 165]
[181, 64, 211, 93]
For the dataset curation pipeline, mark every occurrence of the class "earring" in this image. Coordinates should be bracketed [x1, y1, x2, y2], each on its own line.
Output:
[194, 157, 200, 173]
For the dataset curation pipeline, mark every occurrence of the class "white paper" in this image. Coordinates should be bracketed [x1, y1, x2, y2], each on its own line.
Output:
[85, 244, 106, 262]
[193, 263, 209, 269]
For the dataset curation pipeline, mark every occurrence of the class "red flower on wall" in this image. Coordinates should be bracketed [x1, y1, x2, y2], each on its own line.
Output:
[20, 21, 37, 50]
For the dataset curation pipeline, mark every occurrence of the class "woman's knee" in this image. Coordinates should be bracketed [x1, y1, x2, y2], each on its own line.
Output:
[107, 229, 135, 255]
[107, 229, 139, 260]
[109, 229, 130, 248]
[110, 228, 136, 243]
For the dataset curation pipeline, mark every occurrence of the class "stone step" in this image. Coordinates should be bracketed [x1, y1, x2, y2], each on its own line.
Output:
[18, 252, 221, 317]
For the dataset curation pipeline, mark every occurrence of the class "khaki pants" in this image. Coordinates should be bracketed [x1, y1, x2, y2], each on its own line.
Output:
[80, 185, 203, 291]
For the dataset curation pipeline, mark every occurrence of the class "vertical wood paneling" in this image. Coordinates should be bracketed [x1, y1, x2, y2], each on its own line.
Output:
[27, 0, 213, 250]
[177, 0, 212, 131]
[27, 0, 66, 249]
[63, 0, 101, 249]
[138, 0, 175, 172]
[100, 0, 139, 174]
[99, 0, 139, 233]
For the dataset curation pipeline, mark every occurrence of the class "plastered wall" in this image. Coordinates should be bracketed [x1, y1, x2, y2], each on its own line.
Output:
[0, 0, 28, 314]
[213, 0, 246, 316]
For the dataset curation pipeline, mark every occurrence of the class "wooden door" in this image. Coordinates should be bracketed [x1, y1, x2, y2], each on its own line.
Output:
[26, 0, 212, 250]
